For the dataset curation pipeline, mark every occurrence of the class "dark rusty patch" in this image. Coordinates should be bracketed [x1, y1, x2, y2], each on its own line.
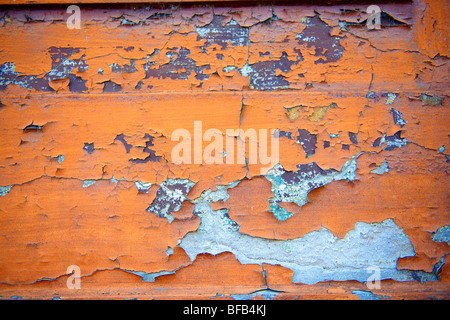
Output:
[135, 80, 143, 90]
[146, 189, 182, 219]
[391, 108, 407, 128]
[0, 61, 53, 91]
[0, 47, 88, 92]
[196, 15, 249, 50]
[348, 132, 358, 145]
[342, 144, 350, 150]
[373, 130, 407, 150]
[372, 136, 382, 147]
[386, 131, 402, 142]
[129, 133, 161, 163]
[384, 130, 405, 151]
[48, 47, 88, 93]
[265, 159, 355, 221]
[147, 188, 181, 218]
[280, 162, 336, 185]
[111, 60, 137, 74]
[144, 47, 210, 81]
[16, 75, 54, 91]
[83, 142, 95, 154]
[146, 179, 195, 221]
[68, 74, 88, 92]
[275, 129, 292, 140]
[47, 46, 88, 80]
[249, 52, 300, 91]
[115, 133, 133, 153]
[102, 81, 122, 93]
[296, 129, 317, 157]
[323, 140, 330, 148]
[296, 16, 344, 64]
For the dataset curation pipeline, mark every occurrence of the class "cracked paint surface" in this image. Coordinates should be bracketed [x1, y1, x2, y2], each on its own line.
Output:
[0, 0, 449, 300]
[180, 201, 416, 284]
[265, 157, 357, 221]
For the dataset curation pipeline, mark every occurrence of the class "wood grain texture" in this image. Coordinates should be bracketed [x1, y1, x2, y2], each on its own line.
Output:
[0, 0, 448, 300]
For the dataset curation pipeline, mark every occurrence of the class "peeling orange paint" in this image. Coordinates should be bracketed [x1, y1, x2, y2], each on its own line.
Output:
[0, 0, 448, 300]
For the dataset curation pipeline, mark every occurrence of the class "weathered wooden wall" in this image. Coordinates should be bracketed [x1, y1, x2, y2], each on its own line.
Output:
[0, 0, 448, 299]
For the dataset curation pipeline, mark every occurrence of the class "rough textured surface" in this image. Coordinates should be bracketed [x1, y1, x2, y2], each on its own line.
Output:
[180, 202, 416, 284]
[0, 1, 449, 300]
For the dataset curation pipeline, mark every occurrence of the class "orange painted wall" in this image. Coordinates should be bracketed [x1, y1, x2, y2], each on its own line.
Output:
[0, 0, 448, 299]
